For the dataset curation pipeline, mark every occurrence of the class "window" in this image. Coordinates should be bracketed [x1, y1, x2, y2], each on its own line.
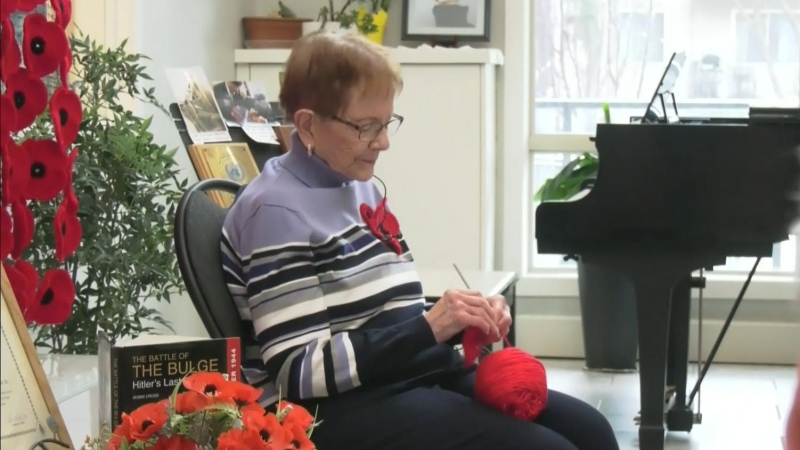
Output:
[736, 9, 800, 64]
[530, 0, 800, 274]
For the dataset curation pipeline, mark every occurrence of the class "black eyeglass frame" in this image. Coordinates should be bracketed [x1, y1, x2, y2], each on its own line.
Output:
[330, 113, 404, 141]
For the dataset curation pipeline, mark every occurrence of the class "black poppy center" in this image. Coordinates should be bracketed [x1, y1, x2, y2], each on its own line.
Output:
[59, 109, 68, 126]
[30, 162, 46, 178]
[141, 419, 154, 430]
[61, 222, 67, 235]
[31, 37, 46, 55]
[13, 91, 25, 109]
[203, 384, 218, 395]
[41, 289, 54, 306]
[292, 440, 301, 448]
[259, 430, 270, 442]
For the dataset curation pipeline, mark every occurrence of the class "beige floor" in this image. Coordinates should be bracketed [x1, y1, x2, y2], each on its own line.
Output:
[542, 358, 797, 450]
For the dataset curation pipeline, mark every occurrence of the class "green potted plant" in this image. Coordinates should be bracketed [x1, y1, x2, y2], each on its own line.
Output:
[535, 151, 638, 372]
[241, 1, 311, 48]
[302, 0, 382, 37]
[21, 33, 188, 354]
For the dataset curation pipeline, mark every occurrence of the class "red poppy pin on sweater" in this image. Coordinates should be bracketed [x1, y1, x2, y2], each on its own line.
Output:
[1, 3, 81, 326]
[360, 199, 403, 255]
[456, 266, 549, 422]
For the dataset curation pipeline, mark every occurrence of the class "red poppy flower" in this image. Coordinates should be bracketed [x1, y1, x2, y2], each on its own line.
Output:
[22, 13, 68, 78]
[359, 199, 403, 254]
[148, 435, 196, 450]
[0, 18, 21, 82]
[1, 137, 27, 206]
[16, 0, 47, 12]
[241, 410, 290, 448]
[1, 0, 19, 21]
[27, 267, 74, 325]
[2, 260, 38, 320]
[10, 200, 33, 260]
[19, 139, 68, 202]
[226, 380, 263, 407]
[126, 402, 168, 442]
[49, 0, 72, 30]
[57, 42, 71, 86]
[0, 94, 17, 140]
[182, 371, 233, 400]
[49, 86, 81, 149]
[285, 423, 315, 450]
[217, 429, 271, 450]
[277, 401, 314, 431]
[54, 198, 80, 262]
[0, 207, 12, 261]
[4, 68, 48, 132]
[173, 390, 212, 415]
[107, 413, 134, 450]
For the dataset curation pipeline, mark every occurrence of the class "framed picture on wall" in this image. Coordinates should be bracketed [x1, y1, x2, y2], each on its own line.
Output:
[401, 0, 491, 42]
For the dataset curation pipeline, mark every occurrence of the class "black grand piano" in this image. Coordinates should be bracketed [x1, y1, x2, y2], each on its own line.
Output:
[535, 53, 800, 450]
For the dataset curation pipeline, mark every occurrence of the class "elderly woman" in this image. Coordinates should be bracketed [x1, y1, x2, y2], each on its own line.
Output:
[221, 31, 619, 449]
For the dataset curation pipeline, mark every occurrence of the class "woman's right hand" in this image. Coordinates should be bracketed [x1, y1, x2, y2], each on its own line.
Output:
[424, 289, 499, 344]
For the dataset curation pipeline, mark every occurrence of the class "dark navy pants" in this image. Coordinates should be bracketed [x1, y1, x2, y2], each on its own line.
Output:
[299, 369, 620, 450]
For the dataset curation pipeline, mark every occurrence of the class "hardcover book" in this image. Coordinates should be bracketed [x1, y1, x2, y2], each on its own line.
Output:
[97, 330, 241, 429]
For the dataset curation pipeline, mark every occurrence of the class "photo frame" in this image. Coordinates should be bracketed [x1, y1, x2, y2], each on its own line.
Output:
[187, 143, 261, 208]
[1, 266, 72, 450]
[401, 0, 491, 42]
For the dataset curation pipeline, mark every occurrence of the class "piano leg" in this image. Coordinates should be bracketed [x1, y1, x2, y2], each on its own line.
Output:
[584, 254, 722, 450]
[633, 275, 673, 450]
[666, 275, 694, 432]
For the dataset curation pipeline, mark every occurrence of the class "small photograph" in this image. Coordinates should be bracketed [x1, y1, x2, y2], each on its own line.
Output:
[212, 81, 276, 125]
[401, 0, 491, 41]
[165, 67, 231, 144]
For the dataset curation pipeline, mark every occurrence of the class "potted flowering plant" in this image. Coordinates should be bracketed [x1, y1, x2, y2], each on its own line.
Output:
[83, 372, 318, 450]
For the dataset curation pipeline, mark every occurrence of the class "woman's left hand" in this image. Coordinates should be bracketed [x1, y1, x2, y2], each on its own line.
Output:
[487, 295, 512, 342]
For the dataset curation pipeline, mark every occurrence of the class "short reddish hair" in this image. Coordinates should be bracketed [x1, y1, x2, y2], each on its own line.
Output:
[279, 31, 403, 119]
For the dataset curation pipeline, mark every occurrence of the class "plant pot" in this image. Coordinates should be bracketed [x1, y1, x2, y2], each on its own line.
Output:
[242, 17, 309, 47]
[358, 8, 389, 44]
[577, 260, 638, 371]
[302, 21, 355, 36]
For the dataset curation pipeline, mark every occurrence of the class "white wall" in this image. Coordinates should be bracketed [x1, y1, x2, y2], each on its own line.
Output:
[124, 0, 264, 338]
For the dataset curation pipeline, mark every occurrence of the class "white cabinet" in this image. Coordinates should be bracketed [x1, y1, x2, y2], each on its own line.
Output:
[234, 47, 503, 271]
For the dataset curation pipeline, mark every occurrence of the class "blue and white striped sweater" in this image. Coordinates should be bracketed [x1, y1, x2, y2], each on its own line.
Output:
[220, 133, 459, 405]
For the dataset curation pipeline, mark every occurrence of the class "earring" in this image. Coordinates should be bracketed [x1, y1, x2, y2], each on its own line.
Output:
[307, 144, 313, 157]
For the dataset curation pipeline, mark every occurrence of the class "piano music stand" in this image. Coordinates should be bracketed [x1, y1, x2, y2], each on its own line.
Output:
[640, 51, 687, 124]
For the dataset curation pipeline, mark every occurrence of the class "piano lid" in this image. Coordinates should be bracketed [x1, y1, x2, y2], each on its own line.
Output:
[535, 115, 800, 258]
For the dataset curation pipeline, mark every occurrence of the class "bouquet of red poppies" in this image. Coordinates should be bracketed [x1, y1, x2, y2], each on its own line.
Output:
[83, 372, 318, 450]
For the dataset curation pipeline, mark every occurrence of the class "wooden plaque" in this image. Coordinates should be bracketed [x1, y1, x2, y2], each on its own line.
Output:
[0, 266, 72, 449]
[187, 142, 260, 208]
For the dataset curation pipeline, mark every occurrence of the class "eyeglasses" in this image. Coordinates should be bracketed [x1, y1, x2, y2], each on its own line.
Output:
[330, 114, 404, 142]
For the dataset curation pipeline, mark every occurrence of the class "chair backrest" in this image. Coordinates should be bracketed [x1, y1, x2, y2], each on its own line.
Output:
[174, 178, 245, 339]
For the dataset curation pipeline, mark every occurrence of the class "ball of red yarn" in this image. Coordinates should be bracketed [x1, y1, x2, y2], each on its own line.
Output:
[462, 327, 549, 421]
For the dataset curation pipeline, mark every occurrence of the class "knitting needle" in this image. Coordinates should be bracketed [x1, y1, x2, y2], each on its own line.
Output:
[452, 263, 471, 290]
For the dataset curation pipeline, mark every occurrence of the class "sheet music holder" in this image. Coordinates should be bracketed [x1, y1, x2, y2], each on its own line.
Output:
[639, 51, 687, 124]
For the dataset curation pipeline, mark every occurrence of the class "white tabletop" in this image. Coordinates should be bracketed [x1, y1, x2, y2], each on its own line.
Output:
[417, 268, 518, 299]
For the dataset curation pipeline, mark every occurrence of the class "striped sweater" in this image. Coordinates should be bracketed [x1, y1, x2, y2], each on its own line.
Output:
[220, 133, 461, 405]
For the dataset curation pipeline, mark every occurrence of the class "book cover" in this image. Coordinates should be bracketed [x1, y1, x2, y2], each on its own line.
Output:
[97, 330, 241, 430]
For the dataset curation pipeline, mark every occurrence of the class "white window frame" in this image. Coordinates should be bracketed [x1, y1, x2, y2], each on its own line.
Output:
[497, 1, 800, 302]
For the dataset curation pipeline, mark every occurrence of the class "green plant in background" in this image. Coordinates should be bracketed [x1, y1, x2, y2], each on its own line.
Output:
[534, 152, 599, 202]
[277, 1, 297, 17]
[317, 0, 379, 34]
[22, 33, 188, 354]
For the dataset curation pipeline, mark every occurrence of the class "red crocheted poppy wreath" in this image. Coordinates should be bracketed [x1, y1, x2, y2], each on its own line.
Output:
[22, 12, 68, 78]
[0, 18, 21, 82]
[19, 138, 69, 202]
[50, 86, 82, 149]
[28, 267, 75, 325]
[4, 68, 48, 132]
